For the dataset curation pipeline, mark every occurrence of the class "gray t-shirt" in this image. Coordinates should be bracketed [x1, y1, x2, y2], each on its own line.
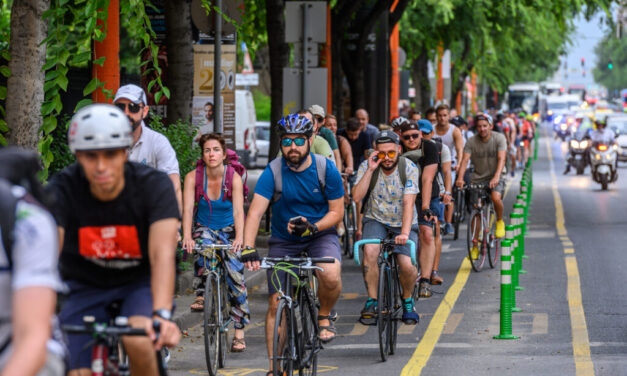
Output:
[463, 132, 507, 183]
[0, 199, 61, 368]
[129, 123, 180, 175]
[356, 159, 420, 227]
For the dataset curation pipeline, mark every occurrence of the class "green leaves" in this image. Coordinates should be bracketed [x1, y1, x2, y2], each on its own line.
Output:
[83, 77, 100, 96]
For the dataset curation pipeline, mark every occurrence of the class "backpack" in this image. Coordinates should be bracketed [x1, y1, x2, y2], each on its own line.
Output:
[194, 149, 249, 221]
[0, 180, 20, 271]
[269, 154, 328, 204]
[361, 156, 409, 214]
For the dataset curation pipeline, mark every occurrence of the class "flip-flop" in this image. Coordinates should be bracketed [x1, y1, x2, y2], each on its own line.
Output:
[317, 315, 337, 344]
[190, 296, 204, 312]
[230, 337, 246, 352]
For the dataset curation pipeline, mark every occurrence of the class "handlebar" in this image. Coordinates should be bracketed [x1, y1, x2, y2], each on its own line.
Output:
[353, 239, 416, 266]
[63, 318, 160, 337]
[260, 256, 334, 271]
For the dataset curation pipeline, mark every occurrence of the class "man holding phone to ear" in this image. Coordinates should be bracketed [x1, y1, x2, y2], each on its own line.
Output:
[241, 114, 344, 374]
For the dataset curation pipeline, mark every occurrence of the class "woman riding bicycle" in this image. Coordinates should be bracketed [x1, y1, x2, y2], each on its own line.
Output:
[181, 133, 250, 352]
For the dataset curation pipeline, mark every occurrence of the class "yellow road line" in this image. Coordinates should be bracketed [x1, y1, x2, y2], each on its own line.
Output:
[546, 134, 594, 375]
[400, 258, 472, 376]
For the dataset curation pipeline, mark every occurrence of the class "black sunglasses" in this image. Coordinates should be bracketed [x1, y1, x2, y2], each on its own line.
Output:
[115, 102, 143, 114]
[402, 133, 420, 140]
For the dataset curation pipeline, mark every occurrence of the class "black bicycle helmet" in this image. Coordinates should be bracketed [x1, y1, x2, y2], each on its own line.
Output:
[450, 116, 467, 127]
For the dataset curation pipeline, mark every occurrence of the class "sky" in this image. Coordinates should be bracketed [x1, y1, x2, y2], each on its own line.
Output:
[553, 10, 613, 87]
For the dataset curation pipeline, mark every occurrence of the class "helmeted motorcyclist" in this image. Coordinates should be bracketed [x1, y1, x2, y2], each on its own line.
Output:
[590, 118, 616, 145]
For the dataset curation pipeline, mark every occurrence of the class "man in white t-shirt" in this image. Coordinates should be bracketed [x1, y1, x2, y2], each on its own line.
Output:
[114, 84, 182, 212]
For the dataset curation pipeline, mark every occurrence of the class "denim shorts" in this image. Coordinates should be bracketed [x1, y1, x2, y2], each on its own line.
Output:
[266, 229, 341, 295]
[361, 218, 419, 259]
[417, 197, 444, 226]
[59, 278, 154, 370]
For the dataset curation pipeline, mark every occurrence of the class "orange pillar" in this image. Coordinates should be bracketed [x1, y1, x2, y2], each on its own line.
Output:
[322, 4, 332, 113]
[471, 70, 478, 113]
[92, 0, 119, 103]
[388, 0, 400, 120]
[436, 42, 444, 102]
[456, 91, 462, 114]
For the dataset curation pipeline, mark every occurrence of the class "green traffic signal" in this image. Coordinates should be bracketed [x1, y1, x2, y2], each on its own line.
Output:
[608, 62, 613, 70]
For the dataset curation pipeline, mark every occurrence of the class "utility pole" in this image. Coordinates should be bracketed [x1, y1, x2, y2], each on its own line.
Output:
[92, 0, 119, 103]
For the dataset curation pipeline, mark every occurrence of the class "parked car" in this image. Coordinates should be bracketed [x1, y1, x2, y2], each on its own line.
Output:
[254, 121, 270, 168]
[235, 90, 258, 169]
[607, 114, 627, 162]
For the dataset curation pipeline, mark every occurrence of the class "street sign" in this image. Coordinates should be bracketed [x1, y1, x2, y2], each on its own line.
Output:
[282, 68, 327, 115]
[191, 0, 242, 35]
[236, 73, 259, 86]
[285, 2, 327, 43]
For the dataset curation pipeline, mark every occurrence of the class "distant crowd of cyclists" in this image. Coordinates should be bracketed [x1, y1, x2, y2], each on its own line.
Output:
[0, 82, 536, 375]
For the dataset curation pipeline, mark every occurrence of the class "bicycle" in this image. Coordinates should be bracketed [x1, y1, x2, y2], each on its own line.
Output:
[340, 173, 358, 259]
[353, 237, 416, 362]
[63, 307, 167, 376]
[261, 255, 335, 376]
[193, 243, 234, 376]
[451, 185, 466, 240]
[466, 183, 500, 272]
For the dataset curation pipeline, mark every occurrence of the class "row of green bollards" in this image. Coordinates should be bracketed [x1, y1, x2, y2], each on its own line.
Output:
[494, 154, 534, 340]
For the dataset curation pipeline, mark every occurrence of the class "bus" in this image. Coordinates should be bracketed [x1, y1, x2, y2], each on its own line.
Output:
[508, 82, 540, 115]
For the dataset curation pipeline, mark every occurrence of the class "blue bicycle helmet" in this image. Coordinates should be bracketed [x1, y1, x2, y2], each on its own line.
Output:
[277, 114, 314, 138]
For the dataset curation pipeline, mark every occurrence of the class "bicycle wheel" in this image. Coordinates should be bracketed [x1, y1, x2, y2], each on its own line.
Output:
[389, 262, 401, 355]
[341, 209, 351, 257]
[377, 262, 391, 361]
[486, 204, 499, 268]
[218, 275, 229, 367]
[273, 299, 294, 376]
[345, 203, 357, 259]
[298, 290, 318, 376]
[203, 275, 220, 376]
[466, 210, 486, 272]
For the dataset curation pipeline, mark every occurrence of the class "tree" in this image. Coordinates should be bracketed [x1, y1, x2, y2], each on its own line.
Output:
[593, 31, 627, 94]
[165, 0, 193, 125]
[5, 0, 49, 150]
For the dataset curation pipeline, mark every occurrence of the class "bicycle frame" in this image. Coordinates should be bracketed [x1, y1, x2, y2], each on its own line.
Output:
[195, 244, 234, 333]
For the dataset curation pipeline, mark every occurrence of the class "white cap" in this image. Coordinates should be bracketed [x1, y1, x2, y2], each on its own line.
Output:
[68, 104, 133, 153]
[308, 104, 325, 118]
[114, 84, 147, 105]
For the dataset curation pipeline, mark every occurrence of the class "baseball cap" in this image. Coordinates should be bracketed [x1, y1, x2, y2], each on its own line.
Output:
[400, 121, 419, 133]
[450, 116, 467, 127]
[114, 84, 147, 105]
[475, 113, 493, 125]
[308, 104, 325, 118]
[417, 119, 433, 134]
[374, 130, 400, 145]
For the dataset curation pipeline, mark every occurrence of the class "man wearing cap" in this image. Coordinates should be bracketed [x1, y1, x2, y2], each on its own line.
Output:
[352, 130, 420, 325]
[456, 113, 508, 244]
[114, 84, 182, 212]
[400, 120, 443, 291]
[310, 105, 342, 168]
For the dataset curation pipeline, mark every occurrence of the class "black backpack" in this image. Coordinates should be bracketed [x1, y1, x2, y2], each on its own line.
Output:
[0, 179, 20, 271]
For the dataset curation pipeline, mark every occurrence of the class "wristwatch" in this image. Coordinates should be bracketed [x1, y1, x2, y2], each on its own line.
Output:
[153, 309, 173, 321]
[444, 191, 451, 195]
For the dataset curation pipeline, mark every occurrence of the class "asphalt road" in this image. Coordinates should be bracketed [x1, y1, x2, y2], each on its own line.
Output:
[166, 126, 627, 376]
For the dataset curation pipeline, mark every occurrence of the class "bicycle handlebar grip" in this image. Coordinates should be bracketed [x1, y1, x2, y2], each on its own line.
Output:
[353, 239, 417, 266]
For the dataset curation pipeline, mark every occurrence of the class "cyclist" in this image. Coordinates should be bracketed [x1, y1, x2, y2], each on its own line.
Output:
[590, 118, 615, 145]
[352, 130, 420, 325]
[310, 105, 343, 168]
[455, 114, 508, 256]
[181, 133, 250, 352]
[408, 109, 421, 122]
[241, 114, 344, 374]
[277, 109, 335, 165]
[434, 104, 464, 236]
[355, 108, 379, 145]
[339, 117, 373, 172]
[113, 84, 182, 212]
[400, 120, 440, 292]
[48, 104, 182, 375]
[0, 148, 65, 376]
[324, 114, 354, 175]
[391, 116, 409, 136]
[501, 112, 518, 177]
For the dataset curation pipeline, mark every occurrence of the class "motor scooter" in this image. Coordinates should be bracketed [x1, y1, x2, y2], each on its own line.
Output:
[589, 142, 618, 190]
[566, 131, 590, 175]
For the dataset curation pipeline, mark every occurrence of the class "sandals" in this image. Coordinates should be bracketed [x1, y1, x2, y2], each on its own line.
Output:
[230, 337, 246, 352]
[317, 315, 337, 344]
[190, 296, 204, 312]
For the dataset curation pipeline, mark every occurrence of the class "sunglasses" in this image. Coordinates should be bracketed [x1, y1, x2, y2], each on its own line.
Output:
[315, 116, 324, 123]
[115, 102, 143, 114]
[402, 133, 420, 141]
[281, 137, 307, 147]
[376, 151, 397, 160]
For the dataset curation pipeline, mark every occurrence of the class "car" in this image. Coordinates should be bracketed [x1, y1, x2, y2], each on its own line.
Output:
[254, 121, 270, 168]
[235, 90, 258, 169]
[607, 115, 627, 162]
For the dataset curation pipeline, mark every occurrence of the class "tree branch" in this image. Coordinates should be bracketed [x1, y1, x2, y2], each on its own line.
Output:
[389, 0, 410, 28]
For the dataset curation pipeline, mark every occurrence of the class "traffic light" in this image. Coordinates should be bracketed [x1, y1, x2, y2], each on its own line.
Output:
[581, 57, 585, 67]
[608, 60, 614, 70]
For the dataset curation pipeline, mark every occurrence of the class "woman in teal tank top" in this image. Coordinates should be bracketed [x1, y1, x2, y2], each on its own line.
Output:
[181, 133, 249, 352]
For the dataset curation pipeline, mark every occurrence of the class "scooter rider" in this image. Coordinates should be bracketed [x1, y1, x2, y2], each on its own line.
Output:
[590, 118, 616, 146]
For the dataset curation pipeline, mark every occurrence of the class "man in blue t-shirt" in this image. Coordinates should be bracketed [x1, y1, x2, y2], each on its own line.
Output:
[242, 114, 344, 374]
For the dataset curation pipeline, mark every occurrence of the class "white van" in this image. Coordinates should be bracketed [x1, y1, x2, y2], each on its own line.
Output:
[235, 90, 258, 168]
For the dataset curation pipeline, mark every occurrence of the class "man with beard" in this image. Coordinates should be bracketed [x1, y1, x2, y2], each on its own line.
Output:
[114, 84, 182, 212]
[352, 130, 420, 325]
[241, 114, 344, 374]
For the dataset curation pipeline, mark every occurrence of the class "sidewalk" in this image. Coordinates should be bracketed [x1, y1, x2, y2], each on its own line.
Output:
[172, 233, 270, 331]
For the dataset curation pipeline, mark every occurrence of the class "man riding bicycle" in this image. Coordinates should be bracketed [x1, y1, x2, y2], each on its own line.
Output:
[455, 114, 508, 255]
[47, 104, 181, 376]
[241, 114, 344, 375]
[352, 130, 420, 325]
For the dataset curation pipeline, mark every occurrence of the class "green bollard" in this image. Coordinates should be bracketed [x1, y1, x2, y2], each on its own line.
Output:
[494, 239, 519, 340]
[520, 181, 531, 206]
[510, 213, 527, 279]
[506, 225, 522, 311]
[534, 131, 539, 160]
[512, 206, 528, 261]
[513, 202, 527, 236]
[516, 194, 529, 223]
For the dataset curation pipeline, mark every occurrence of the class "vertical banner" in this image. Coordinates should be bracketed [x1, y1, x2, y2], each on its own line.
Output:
[193, 44, 236, 148]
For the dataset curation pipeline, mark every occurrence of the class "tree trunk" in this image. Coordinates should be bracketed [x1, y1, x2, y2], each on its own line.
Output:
[266, 0, 289, 160]
[6, 0, 49, 150]
[411, 49, 430, 112]
[450, 64, 472, 108]
[165, 0, 193, 125]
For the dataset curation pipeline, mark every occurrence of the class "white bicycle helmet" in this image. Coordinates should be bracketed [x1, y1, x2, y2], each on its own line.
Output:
[68, 104, 133, 153]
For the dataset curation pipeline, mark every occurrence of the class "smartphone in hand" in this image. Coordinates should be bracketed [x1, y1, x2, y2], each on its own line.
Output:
[289, 216, 304, 225]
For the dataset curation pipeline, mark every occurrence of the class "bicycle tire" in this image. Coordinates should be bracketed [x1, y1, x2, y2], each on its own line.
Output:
[486, 204, 499, 269]
[218, 275, 228, 368]
[345, 203, 357, 259]
[389, 261, 401, 355]
[273, 299, 294, 376]
[342, 210, 351, 257]
[203, 275, 220, 376]
[298, 290, 318, 376]
[467, 210, 485, 272]
[377, 262, 391, 361]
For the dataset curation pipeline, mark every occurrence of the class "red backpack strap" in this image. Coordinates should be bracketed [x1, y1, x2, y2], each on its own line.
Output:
[223, 165, 235, 202]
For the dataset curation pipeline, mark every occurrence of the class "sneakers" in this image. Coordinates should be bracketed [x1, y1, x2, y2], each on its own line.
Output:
[359, 298, 377, 325]
[418, 279, 432, 298]
[495, 219, 505, 238]
[444, 222, 454, 235]
[430, 270, 443, 285]
[471, 246, 480, 260]
[401, 298, 419, 325]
